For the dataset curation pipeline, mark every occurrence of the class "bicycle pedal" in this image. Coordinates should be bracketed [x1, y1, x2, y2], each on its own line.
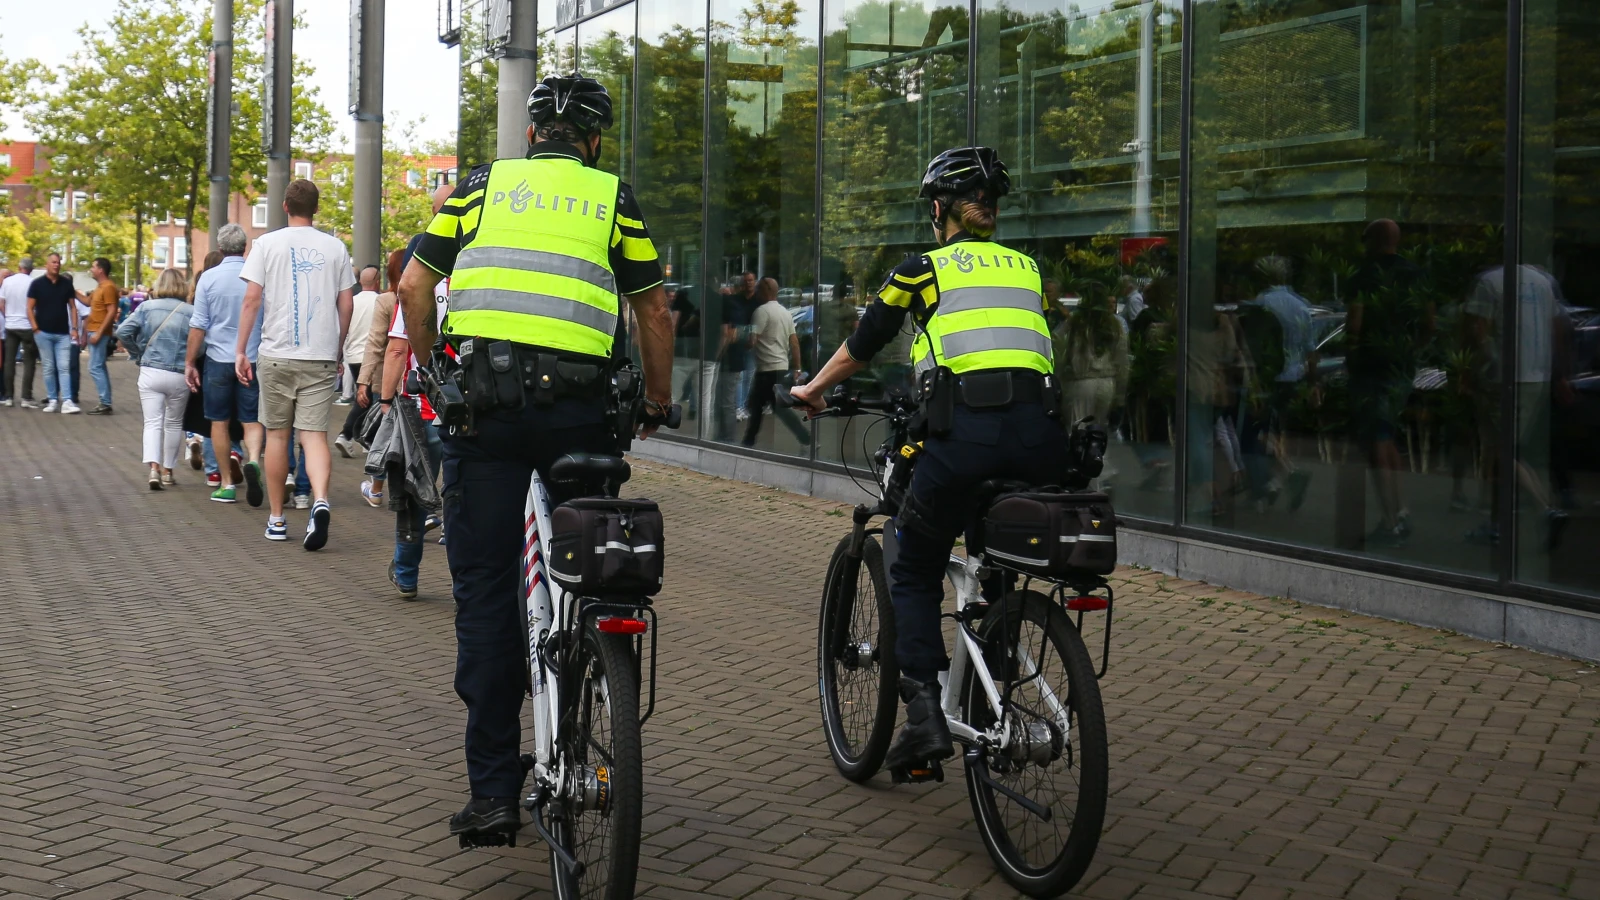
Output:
[889, 760, 945, 784]
[457, 829, 517, 849]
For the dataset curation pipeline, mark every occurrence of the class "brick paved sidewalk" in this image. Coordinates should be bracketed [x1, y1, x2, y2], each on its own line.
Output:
[0, 362, 1595, 899]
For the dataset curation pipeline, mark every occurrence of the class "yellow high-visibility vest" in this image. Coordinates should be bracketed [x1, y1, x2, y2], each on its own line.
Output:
[445, 157, 621, 359]
[911, 241, 1053, 375]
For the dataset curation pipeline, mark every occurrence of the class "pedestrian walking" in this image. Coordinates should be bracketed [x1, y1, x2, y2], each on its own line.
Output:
[353, 249, 405, 506]
[26, 252, 83, 414]
[742, 277, 811, 448]
[334, 265, 380, 458]
[84, 257, 121, 414]
[185, 224, 267, 506]
[115, 269, 195, 490]
[1, 257, 39, 407]
[234, 179, 355, 549]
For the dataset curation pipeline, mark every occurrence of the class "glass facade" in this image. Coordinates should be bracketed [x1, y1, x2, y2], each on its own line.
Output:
[457, 0, 1599, 609]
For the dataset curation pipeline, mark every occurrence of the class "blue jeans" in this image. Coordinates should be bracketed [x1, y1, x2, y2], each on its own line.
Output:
[88, 338, 112, 406]
[202, 436, 246, 477]
[392, 422, 445, 588]
[33, 332, 73, 402]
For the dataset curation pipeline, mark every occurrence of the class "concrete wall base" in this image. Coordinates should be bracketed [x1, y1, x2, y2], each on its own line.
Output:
[630, 439, 1600, 664]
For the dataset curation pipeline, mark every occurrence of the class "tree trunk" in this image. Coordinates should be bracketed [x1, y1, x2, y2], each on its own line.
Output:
[133, 210, 144, 288]
[184, 165, 200, 279]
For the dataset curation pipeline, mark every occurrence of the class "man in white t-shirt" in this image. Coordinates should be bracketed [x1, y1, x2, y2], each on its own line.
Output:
[741, 277, 810, 448]
[235, 179, 356, 549]
[334, 265, 380, 456]
[1, 257, 40, 406]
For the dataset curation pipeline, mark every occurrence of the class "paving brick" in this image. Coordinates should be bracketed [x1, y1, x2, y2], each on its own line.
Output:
[0, 362, 1595, 899]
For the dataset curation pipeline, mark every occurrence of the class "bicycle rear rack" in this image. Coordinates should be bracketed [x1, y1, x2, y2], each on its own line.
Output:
[576, 599, 659, 727]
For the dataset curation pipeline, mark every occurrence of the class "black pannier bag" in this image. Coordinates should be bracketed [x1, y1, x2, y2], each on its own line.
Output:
[981, 492, 1117, 577]
[549, 498, 665, 596]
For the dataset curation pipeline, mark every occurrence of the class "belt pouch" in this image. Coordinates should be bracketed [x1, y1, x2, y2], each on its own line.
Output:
[920, 367, 954, 437]
[959, 371, 1014, 409]
[463, 340, 497, 411]
[488, 341, 525, 410]
[1041, 373, 1062, 418]
[530, 352, 560, 406]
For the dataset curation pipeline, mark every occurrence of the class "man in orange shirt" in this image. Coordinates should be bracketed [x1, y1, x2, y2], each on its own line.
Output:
[84, 257, 121, 415]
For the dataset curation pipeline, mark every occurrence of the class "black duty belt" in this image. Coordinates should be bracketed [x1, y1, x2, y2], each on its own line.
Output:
[457, 338, 610, 410]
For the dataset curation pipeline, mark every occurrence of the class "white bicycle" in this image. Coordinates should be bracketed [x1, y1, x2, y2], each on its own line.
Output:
[785, 385, 1114, 898]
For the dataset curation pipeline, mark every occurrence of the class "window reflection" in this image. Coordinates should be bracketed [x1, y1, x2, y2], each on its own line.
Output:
[818, 0, 969, 467]
[578, 6, 636, 182]
[1517, 0, 1598, 593]
[1188, 0, 1507, 576]
[635, 0, 707, 438]
[705, 0, 819, 453]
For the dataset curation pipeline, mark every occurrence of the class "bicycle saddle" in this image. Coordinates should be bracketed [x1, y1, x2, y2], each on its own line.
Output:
[550, 452, 631, 485]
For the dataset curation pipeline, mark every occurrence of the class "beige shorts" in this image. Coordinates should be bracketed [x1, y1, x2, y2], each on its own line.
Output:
[258, 356, 338, 432]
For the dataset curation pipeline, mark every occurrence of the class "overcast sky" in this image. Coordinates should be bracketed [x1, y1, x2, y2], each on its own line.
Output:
[1, 0, 460, 152]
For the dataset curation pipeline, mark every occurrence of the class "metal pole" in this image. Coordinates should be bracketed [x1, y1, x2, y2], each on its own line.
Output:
[1131, 1, 1155, 236]
[352, 0, 385, 269]
[496, 0, 537, 160]
[265, 0, 293, 230]
[208, 0, 233, 241]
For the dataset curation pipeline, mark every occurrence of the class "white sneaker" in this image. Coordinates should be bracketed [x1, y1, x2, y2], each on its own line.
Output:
[334, 435, 355, 458]
[20, 399, 39, 409]
[60, 400, 81, 414]
[1, 398, 13, 407]
[285, 472, 296, 487]
[361, 479, 384, 508]
[293, 493, 311, 510]
[41, 400, 59, 413]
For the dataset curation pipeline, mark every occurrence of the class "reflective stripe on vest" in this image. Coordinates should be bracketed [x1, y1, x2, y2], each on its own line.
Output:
[911, 241, 1052, 376]
[444, 158, 620, 359]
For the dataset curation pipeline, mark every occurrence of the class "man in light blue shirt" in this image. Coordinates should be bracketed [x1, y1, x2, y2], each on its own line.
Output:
[185, 224, 267, 506]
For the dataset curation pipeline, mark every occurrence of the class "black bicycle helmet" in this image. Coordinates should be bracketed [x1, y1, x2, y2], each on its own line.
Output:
[919, 146, 1010, 202]
[527, 74, 614, 133]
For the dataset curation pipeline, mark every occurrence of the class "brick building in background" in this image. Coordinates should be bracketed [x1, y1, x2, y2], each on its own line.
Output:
[1, 139, 457, 285]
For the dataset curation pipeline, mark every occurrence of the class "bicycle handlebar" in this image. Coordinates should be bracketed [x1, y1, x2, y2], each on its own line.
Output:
[773, 384, 915, 418]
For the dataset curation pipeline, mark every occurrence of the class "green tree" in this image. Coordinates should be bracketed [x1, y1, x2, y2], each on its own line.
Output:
[19, 0, 334, 282]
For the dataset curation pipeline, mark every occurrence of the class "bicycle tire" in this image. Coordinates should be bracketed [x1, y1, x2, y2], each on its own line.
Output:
[817, 534, 899, 782]
[962, 590, 1107, 898]
[550, 625, 643, 900]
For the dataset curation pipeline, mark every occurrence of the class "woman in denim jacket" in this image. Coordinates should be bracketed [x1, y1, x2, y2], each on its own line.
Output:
[116, 268, 195, 489]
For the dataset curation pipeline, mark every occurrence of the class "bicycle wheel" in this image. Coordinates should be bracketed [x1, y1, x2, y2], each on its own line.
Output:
[962, 590, 1107, 898]
[550, 625, 643, 900]
[817, 534, 899, 782]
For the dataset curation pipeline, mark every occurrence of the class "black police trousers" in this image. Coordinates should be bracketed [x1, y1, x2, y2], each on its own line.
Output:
[890, 402, 1068, 684]
[442, 399, 614, 799]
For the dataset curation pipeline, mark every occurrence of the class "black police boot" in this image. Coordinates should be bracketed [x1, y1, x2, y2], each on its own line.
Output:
[450, 797, 522, 846]
[884, 676, 954, 771]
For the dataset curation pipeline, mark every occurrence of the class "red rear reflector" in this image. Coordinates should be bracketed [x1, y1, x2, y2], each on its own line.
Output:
[596, 617, 649, 634]
[1067, 596, 1109, 611]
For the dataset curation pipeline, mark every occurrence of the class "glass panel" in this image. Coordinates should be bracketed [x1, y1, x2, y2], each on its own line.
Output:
[578, 5, 636, 183]
[703, 0, 820, 453]
[975, 0, 1180, 522]
[818, 0, 969, 467]
[1187, 0, 1506, 575]
[1515, 0, 1598, 595]
[636, 0, 707, 438]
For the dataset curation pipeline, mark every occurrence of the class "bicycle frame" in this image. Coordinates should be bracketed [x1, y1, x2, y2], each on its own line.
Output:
[521, 473, 562, 788]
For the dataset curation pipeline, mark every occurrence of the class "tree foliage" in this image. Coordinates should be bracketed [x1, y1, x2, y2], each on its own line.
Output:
[17, 0, 335, 278]
[315, 123, 443, 259]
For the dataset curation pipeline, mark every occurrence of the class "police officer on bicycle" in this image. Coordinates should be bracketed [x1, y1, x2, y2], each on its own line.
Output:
[790, 147, 1068, 772]
[396, 74, 674, 840]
